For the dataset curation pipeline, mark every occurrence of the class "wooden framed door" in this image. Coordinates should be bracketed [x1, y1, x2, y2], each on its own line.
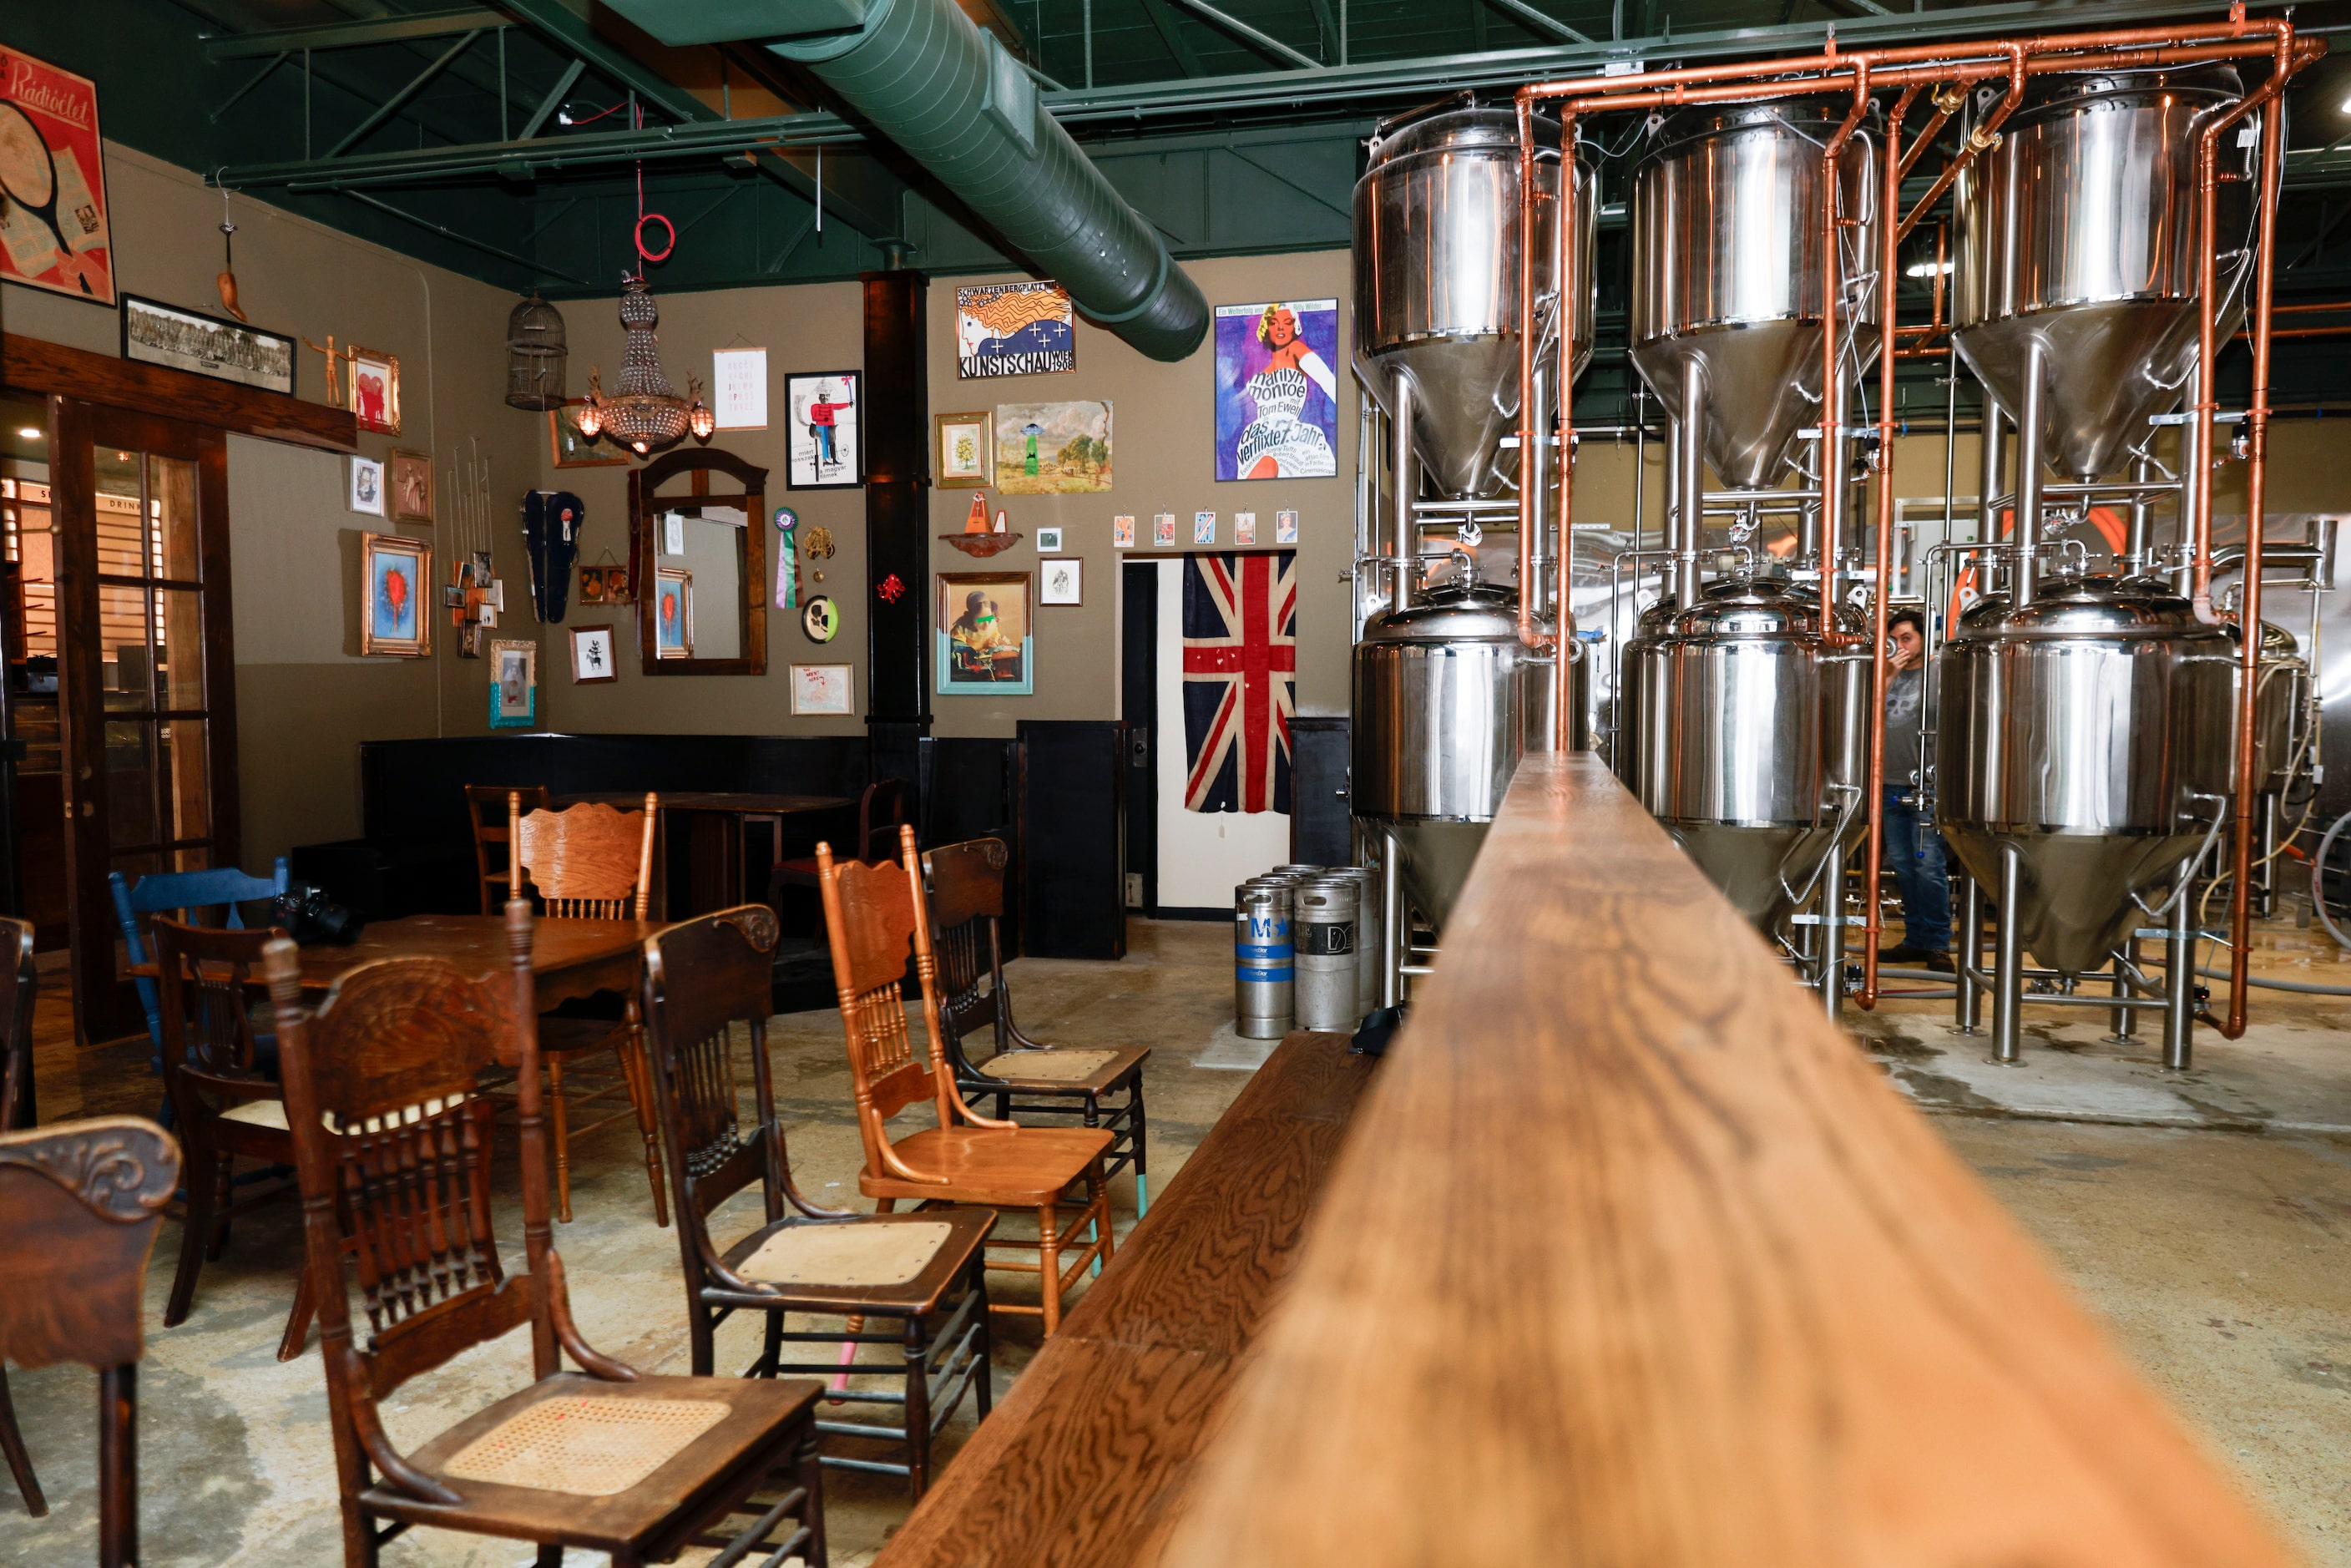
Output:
[53, 401, 240, 1044]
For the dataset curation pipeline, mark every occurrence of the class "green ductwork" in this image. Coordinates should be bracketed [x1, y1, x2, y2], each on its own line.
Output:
[605, 0, 1209, 361]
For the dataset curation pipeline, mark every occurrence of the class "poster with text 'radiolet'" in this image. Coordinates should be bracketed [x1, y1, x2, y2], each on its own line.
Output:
[1214, 300, 1337, 482]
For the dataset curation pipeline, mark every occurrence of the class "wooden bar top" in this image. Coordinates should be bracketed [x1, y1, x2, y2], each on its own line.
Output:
[874, 1032, 1376, 1568]
[1155, 755, 2302, 1567]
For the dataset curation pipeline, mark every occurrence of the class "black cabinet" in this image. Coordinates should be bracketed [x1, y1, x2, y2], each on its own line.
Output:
[1015, 720, 1126, 960]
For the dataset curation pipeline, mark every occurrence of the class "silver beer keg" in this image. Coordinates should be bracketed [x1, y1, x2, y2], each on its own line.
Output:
[1234, 882, 1295, 1039]
[1294, 877, 1361, 1031]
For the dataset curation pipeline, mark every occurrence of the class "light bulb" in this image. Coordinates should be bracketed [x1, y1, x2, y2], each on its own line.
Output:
[574, 402, 602, 438]
[14, 427, 38, 441]
[689, 401, 715, 441]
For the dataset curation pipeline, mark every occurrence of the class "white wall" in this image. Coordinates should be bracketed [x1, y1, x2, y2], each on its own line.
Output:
[1153, 558, 1290, 908]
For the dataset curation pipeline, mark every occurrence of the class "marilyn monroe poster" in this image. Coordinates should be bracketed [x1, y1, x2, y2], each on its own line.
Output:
[1213, 299, 1338, 482]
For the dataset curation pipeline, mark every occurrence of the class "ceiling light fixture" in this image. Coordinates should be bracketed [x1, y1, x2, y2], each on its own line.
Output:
[572, 276, 709, 457]
[1904, 259, 1954, 277]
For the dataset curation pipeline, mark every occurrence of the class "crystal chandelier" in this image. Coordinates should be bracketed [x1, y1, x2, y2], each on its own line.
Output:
[574, 276, 711, 455]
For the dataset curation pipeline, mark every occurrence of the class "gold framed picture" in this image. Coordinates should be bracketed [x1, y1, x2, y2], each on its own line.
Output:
[935, 410, 993, 488]
[652, 566, 694, 660]
[359, 531, 432, 657]
[550, 399, 629, 468]
[346, 345, 401, 436]
[388, 448, 433, 523]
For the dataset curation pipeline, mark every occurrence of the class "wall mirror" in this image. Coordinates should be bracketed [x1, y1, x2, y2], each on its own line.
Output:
[629, 448, 767, 676]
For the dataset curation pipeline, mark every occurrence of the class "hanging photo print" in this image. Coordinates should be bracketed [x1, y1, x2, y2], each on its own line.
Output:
[994, 401, 1110, 495]
[570, 624, 618, 684]
[0, 46, 114, 303]
[1113, 515, 1135, 549]
[936, 572, 1033, 695]
[785, 371, 861, 488]
[955, 281, 1074, 377]
[348, 456, 386, 517]
[1214, 300, 1339, 481]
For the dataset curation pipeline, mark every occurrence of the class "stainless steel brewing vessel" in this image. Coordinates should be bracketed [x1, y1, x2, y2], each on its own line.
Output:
[1615, 577, 1867, 927]
[1352, 579, 1583, 927]
[1935, 574, 2237, 975]
[1628, 103, 1880, 488]
[1953, 65, 2255, 481]
[1354, 104, 1596, 498]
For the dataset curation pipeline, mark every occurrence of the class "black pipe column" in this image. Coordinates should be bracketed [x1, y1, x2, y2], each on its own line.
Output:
[862, 267, 933, 812]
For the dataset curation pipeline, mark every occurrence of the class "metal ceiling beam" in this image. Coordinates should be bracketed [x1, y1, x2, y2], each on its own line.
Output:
[1161, 0, 1318, 68]
[205, 8, 505, 59]
[326, 29, 484, 156]
[1478, 0, 1590, 48]
[490, 0, 710, 124]
[1140, 0, 1208, 76]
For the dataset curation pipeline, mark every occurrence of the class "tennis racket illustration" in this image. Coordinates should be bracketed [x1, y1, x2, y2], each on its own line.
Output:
[0, 100, 92, 295]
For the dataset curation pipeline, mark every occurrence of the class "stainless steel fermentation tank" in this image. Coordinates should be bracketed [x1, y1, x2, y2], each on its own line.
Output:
[1348, 101, 1596, 1004]
[1941, 63, 2264, 1066]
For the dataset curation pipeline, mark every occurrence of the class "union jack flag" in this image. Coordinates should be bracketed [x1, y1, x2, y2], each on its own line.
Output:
[1182, 552, 1297, 813]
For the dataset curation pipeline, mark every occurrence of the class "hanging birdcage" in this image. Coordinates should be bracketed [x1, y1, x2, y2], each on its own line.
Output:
[504, 291, 569, 411]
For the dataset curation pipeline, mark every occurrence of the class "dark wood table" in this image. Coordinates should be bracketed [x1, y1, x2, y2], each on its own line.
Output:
[564, 792, 856, 917]
[133, 914, 655, 1008]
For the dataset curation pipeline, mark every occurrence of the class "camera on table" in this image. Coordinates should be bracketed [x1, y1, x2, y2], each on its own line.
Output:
[271, 883, 363, 947]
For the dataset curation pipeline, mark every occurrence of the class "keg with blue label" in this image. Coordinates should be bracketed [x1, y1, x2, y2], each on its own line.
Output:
[1234, 881, 1295, 1039]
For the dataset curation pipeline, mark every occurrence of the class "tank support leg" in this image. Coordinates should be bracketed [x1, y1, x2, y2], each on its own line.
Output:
[1954, 873, 1984, 1035]
[2163, 861, 2196, 1071]
[1992, 843, 2025, 1065]
[2107, 937, 2139, 1045]
[1378, 827, 1405, 1011]
[1820, 842, 1846, 1024]
[2257, 792, 2280, 919]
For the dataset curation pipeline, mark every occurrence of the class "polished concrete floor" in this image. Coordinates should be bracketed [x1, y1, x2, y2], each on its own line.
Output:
[6, 909, 2351, 1565]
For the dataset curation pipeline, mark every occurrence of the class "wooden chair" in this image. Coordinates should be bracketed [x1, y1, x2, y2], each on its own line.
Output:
[109, 858, 290, 1064]
[510, 790, 668, 1225]
[467, 783, 550, 913]
[640, 903, 995, 1500]
[769, 777, 909, 913]
[152, 917, 326, 1361]
[264, 903, 827, 1568]
[0, 1115, 179, 1564]
[0, 916, 41, 1521]
[819, 825, 1115, 1335]
[925, 837, 1152, 1215]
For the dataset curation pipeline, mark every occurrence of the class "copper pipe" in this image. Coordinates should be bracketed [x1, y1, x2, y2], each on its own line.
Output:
[1895, 83, 1959, 181]
[2271, 301, 2351, 315]
[1860, 88, 1907, 1012]
[1554, 112, 1578, 750]
[1818, 67, 1870, 648]
[1898, 45, 2024, 245]
[1514, 95, 1538, 654]
[2237, 324, 2351, 339]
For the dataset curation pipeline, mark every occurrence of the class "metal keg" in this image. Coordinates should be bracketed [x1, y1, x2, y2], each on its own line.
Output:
[1326, 867, 1382, 1015]
[1234, 882, 1295, 1039]
[1294, 877, 1361, 1031]
[1272, 864, 1326, 879]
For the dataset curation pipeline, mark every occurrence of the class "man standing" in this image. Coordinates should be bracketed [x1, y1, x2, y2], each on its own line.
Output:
[805, 379, 853, 471]
[1880, 607, 1954, 972]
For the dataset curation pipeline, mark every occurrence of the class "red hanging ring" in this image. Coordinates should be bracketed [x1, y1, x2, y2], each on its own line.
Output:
[635, 212, 675, 266]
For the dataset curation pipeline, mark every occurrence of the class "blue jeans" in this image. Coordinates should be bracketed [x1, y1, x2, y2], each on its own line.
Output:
[1883, 790, 1951, 952]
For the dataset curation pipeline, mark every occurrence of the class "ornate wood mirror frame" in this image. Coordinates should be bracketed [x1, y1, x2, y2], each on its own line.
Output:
[629, 448, 768, 678]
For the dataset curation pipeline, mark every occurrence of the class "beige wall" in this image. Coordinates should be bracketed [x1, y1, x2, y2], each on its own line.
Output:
[2, 142, 538, 864]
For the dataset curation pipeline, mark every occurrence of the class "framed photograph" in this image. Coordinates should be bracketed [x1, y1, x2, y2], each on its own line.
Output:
[348, 456, 385, 517]
[1039, 557, 1083, 606]
[569, 624, 619, 685]
[388, 448, 433, 523]
[359, 532, 431, 656]
[550, 401, 629, 468]
[955, 281, 1074, 377]
[1035, 527, 1064, 553]
[489, 639, 537, 728]
[936, 572, 1032, 696]
[1215, 299, 1340, 481]
[934, 410, 993, 488]
[995, 400, 1110, 495]
[346, 346, 401, 436]
[1276, 508, 1300, 544]
[653, 566, 694, 660]
[786, 371, 861, 489]
[791, 663, 855, 716]
[1, 48, 115, 303]
[1235, 511, 1257, 546]
[120, 295, 290, 392]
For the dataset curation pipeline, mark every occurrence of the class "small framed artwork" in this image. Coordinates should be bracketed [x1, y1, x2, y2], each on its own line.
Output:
[936, 571, 1033, 696]
[712, 346, 768, 430]
[1235, 511, 1257, 546]
[360, 532, 431, 657]
[489, 639, 537, 728]
[346, 345, 401, 436]
[935, 410, 993, 488]
[1193, 510, 1216, 545]
[786, 371, 862, 489]
[120, 294, 293, 394]
[1039, 557, 1083, 606]
[653, 566, 694, 660]
[549, 401, 629, 468]
[1113, 515, 1135, 549]
[349, 456, 386, 517]
[1153, 513, 1176, 547]
[1035, 527, 1064, 553]
[570, 624, 619, 685]
[791, 663, 855, 716]
[1276, 508, 1300, 544]
[388, 448, 433, 523]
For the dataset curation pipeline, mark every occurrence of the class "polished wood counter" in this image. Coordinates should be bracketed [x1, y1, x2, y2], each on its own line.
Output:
[1155, 754, 2300, 1566]
[875, 1031, 1375, 1568]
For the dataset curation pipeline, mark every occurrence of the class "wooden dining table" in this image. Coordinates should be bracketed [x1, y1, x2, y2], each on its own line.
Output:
[132, 914, 655, 1009]
[562, 791, 856, 918]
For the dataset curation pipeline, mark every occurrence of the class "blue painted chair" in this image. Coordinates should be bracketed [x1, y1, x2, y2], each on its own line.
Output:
[109, 859, 290, 1065]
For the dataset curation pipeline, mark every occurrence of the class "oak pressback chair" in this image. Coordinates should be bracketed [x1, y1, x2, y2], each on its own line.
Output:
[0, 1115, 179, 1564]
[640, 904, 993, 1498]
[468, 783, 550, 913]
[509, 791, 667, 1224]
[820, 826, 1115, 1335]
[265, 905, 827, 1568]
[152, 917, 328, 1360]
[925, 837, 1151, 1215]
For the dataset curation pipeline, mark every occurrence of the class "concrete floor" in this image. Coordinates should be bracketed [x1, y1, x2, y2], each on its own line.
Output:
[6, 909, 2351, 1565]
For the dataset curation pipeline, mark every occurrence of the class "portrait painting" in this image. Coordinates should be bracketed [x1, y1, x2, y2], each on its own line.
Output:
[360, 532, 430, 656]
[993, 399, 1110, 495]
[1214, 299, 1339, 481]
[786, 371, 861, 488]
[489, 639, 536, 727]
[389, 448, 433, 523]
[654, 566, 693, 659]
[346, 346, 401, 436]
[935, 571, 1033, 696]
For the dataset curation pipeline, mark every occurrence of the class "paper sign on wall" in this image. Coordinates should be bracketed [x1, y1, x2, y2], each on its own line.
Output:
[713, 347, 768, 429]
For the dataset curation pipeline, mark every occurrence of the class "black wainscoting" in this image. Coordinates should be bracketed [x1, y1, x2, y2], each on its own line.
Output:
[1289, 716, 1352, 867]
[1016, 720, 1126, 960]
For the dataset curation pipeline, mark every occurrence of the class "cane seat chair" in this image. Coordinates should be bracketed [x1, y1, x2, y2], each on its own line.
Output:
[265, 904, 827, 1568]
[640, 903, 995, 1499]
[0, 1115, 179, 1564]
[509, 791, 667, 1225]
[820, 826, 1115, 1335]
[924, 837, 1151, 1214]
[151, 918, 335, 1361]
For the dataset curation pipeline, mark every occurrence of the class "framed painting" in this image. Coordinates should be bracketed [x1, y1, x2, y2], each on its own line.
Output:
[346, 345, 401, 436]
[0, 47, 114, 303]
[570, 624, 619, 684]
[550, 400, 629, 468]
[935, 571, 1032, 697]
[993, 400, 1110, 495]
[790, 663, 855, 716]
[785, 371, 861, 488]
[653, 566, 694, 660]
[360, 532, 431, 656]
[1214, 299, 1340, 481]
[120, 295, 291, 393]
[954, 281, 1074, 377]
[934, 410, 993, 488]
[489, 639, 537, 727]
[388, 448, 433, 523]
